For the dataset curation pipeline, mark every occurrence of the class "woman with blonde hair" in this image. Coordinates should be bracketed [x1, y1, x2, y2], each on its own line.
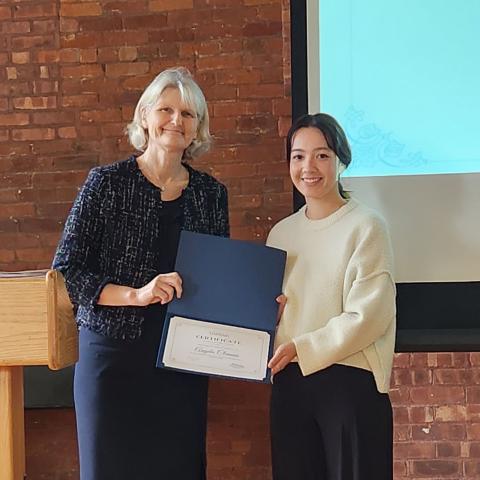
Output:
[53, 67, 229, 480]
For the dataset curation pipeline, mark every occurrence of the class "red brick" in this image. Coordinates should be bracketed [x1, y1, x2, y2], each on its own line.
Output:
[61, 64, 103, 78]
[12, 51, 30, 64]
[12, 35, 55, 50]
[0, 250, 15, 262]
[13, 96, 57, 110]
[79, 108, 121, 123]
[412, 423, 465, 441]
[149, 0, 193, 12]
[58, 126, 77, 139]
[62, 94, 98, 108]
[0, 113, 29, 126]
[467, 386, 480, 403]
[13, 3, 57, 18]
[239, 84, 283, 99]
[243, 21, 282, 37]
[32, 19, 57, 34]
[0, 203, 35, 219]
[435, 405, 467, 422]
[35, 49, 59, 63]
[467, 404, 480, 422]
[60, 2, 102, 17]
[104, 31, 149, 47]
[32, 171, 88, 189]
[118, 46, 137, 62]
[2, 21, 30, 34]
[197, 54, 243, 71]
[60, 17, 79, 33]
[393, 353, 411, 368]
[12, 128, 55, 141]
[79, 48, 97, 63]
[436, 441, 461, 457]
[122, 14, 167, 30]
[393, 460, 407, 477]
[61, 32, 102, 49]
[409, 386, 465, 405]
[32, 80, 59, 95]
[412, 459, 460, 476]
[393, 406, 409, 424]
[272, 98, 291, 117]
[465, 460, 480, 476]
[78, 16, 122, 32]
[471, 353, 480, 366]
[394, 442, 435, 458]
[467, 424, 480, 440]
[244, 0, 275, 5]
[105, 62, 149, 77]
[0, 6, 11, 20]
[409, 406, 434, 423]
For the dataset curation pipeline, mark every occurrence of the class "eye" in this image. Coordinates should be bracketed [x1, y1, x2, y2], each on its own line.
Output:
[182, 110, 196, 118]
[316, 152, 330, 160]
[291, 154, 303, 161]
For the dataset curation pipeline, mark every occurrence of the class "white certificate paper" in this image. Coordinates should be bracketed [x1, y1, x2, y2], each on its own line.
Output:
[162, 316, 271, 381]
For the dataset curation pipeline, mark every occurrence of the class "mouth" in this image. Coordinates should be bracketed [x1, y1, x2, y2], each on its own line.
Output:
[301, 176, 323, 185]
[162, 128, 183, 135]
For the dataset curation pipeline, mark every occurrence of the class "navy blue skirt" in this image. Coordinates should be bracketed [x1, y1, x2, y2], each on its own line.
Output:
[74, 307, 208, 480]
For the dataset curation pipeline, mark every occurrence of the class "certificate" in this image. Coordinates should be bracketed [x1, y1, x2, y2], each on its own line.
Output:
[162, 316, 270, 381]
[156, 231, 286, 383]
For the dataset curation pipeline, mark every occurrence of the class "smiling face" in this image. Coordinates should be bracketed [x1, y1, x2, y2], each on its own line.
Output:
[142, 87, 198, 155]
[289, 127, 344, 205]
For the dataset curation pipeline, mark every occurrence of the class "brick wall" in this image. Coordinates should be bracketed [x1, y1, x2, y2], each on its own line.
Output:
[2, 1, 478, 479]
[392, 353, 480, 479]
[0, 0, 292, 272]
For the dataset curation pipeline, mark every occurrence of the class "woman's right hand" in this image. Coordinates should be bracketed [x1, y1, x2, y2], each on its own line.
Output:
[134, 272, 183, 306]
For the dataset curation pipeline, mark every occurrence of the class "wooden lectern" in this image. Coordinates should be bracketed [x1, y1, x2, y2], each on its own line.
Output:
[0, 270, 77, 480]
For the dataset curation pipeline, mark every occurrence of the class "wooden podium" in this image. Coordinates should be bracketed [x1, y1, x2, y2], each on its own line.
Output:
[0, 270, 77, 480]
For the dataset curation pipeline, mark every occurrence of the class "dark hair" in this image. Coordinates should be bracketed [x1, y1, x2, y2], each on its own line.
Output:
[286, 113, 351, 199]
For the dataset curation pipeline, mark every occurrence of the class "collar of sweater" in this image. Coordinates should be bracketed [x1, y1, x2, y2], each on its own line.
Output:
[298, 198, 359, 230]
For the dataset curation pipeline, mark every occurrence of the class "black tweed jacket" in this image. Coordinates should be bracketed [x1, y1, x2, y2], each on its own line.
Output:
[52, 156, 229, 340]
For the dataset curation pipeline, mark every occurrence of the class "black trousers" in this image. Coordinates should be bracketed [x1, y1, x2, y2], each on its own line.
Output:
[271, 363, 392, 480]
[74, 313, 208, 480]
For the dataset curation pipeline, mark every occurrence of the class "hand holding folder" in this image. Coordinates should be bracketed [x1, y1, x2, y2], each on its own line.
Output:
[156, 231, 286, 383]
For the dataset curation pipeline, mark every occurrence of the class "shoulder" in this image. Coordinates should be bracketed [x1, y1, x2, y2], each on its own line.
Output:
[187, 164, 227, 196]
[266, 209, 302, 246]
[346, 199, 390, 240]
[87, 157, 136, 184]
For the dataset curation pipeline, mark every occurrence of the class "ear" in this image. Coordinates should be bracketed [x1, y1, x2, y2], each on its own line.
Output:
[140, 107, 148, 129]
[336, 156, 346, 178]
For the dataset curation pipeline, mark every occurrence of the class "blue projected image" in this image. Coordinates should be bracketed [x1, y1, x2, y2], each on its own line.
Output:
[319, 0, 480, 177]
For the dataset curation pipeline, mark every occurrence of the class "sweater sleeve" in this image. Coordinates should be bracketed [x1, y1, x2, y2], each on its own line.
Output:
[293, 216, 396, 376]
[52, 168, 112, 308]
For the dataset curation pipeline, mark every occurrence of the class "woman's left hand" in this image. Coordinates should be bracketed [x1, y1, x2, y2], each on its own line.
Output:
[268, 341, 297, 376]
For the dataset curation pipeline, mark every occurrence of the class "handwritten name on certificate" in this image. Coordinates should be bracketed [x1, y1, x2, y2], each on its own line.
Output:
[162, 316, 270, 381]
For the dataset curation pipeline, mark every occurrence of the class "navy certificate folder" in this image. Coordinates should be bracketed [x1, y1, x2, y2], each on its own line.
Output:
[156, 230, 287, 383]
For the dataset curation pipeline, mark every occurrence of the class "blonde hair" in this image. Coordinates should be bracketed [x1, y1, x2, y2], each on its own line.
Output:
[126, 67, 212, 160]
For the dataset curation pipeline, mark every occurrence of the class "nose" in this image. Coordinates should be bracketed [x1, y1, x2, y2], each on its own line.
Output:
[171, 110, 182, 126]
[303, 153, 316, 170]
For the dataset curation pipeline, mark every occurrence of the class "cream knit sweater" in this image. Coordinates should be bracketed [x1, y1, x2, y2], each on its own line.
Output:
[266, 199, 396, 393]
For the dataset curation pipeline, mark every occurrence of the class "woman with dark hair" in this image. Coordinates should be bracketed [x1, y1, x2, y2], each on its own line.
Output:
[267, 113, 396, 480]
[53, 67, 229, 480]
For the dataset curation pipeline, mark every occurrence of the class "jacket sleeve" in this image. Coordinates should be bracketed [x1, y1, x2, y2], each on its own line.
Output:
[52, 168, 112, 308]
[293, 217, 396, 376]
[215, 183, 230, 238]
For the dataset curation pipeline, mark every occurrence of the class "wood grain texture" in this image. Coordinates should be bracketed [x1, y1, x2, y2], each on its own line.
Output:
[0, 366, 25, 480]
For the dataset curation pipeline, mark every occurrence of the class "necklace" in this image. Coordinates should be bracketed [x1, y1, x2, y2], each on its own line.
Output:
[138, 157, 189, 193]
